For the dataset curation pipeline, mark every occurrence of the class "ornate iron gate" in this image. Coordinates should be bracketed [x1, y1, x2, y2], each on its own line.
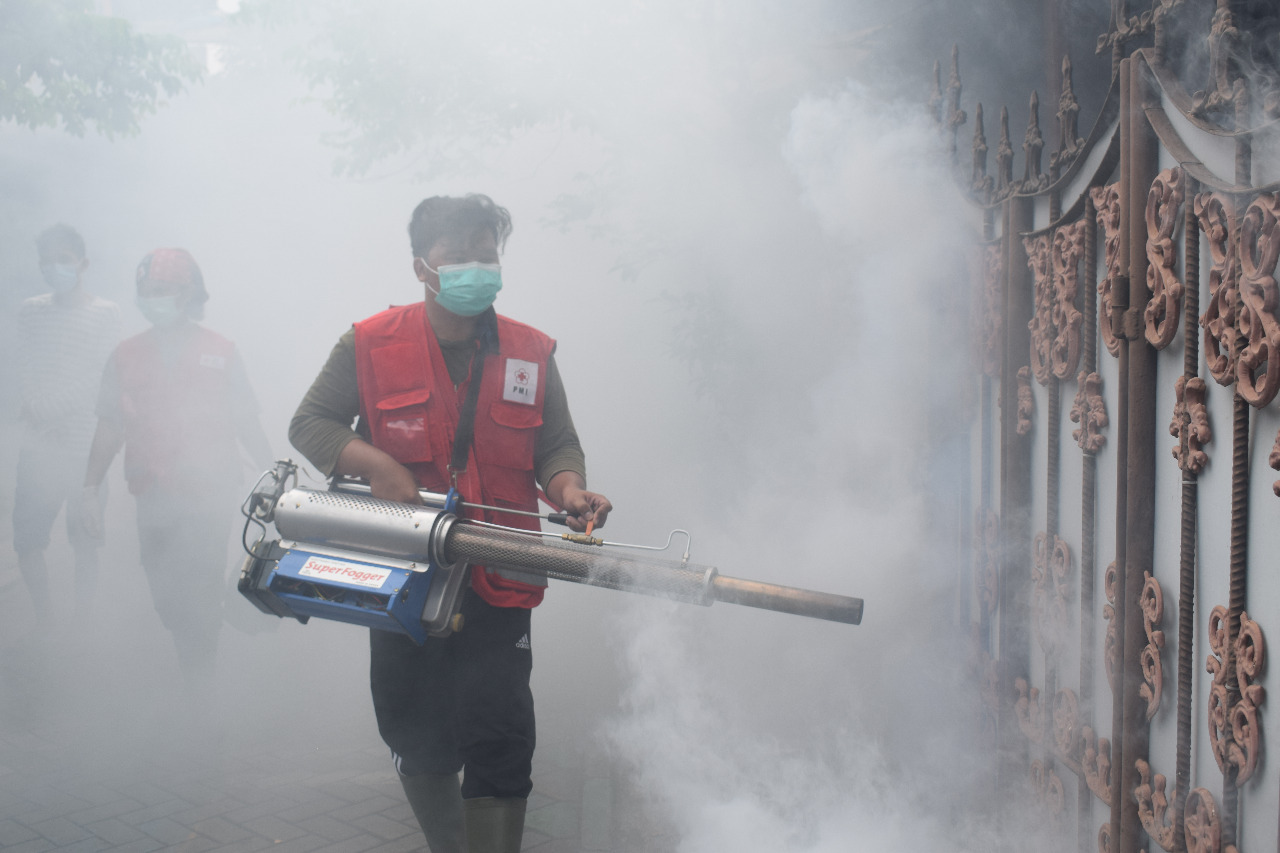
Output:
[945, 3, 1280, 852]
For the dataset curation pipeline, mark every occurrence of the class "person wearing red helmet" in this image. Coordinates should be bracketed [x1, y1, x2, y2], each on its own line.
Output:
[83, 248, 272, 687]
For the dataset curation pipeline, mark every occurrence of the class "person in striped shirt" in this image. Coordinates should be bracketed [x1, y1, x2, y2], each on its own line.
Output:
[14, 224, 121, 619]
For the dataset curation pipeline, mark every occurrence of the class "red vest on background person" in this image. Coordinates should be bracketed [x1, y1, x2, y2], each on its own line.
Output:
[353, 301, 555, 609]
[115, 325, 239, 496]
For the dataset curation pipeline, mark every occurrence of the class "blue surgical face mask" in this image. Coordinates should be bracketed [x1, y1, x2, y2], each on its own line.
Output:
[41, 262, 80, 293]
[136, 295, 186, 327]
[422, 260, 503, 317]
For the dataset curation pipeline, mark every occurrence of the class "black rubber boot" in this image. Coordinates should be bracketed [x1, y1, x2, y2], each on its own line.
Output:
[462, 797, 526, 853]
[400, 772, 467, 853]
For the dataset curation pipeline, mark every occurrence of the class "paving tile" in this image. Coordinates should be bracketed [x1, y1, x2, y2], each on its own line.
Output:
[66, 797, 147, 824]
[221, 795, 299, 824]
[350, 812, 416, 841]
[171, 797, 248, 825]
[313, 834, 382, 853]
[119, 798, 196, 825]
[328, 793, 401, 822]
[88, 816, 150, 845]
[256, 834, 330, 853]
[239, 814, 310, 842]
[170, 836, 223, 853]
[205, 839, 279, 853]
[192, 815, 256, 844]
[297, 813, 364, 842]
[29, 815, 94, 845]
[0, 817, 39, 846]
[526, 799, 579, 841]
[4, 839, 57, 853]
[138, 815, 200, 845]
[364, 836, 428, 853]
[103, 838, 165, 853]
[59, 839, 110, 853]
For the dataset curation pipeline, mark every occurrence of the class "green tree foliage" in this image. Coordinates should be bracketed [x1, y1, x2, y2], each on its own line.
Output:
[0, 0, 202, 137]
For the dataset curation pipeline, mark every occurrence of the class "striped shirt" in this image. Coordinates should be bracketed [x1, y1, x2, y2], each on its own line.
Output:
[18, 293, 122, 454]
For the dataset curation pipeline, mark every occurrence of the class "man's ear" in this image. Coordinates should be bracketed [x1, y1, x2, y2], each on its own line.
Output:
[413, 257, 429, 282]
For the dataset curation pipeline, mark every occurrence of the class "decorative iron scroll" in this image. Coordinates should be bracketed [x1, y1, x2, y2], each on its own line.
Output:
[1015, 677, 1044, 743]
[1050, 220, 1087, 379]
[1171, 375, 1212, 473]
[1271, 428, 1280, 496]
[1029, 759, 1065, 817]
[1017, 366, 1034, 435]
[1082, 726, 1113, 806]
[1052, 689, 1082, 766]
[1098, 821, 1111, 853]
[1196, 192, 1241, 389]
[1236, 193, 1280, 407]
[1032, 532, 1072, 658]
[1103, 561, 1119, 690]
[1091, 183, 1123, 357]
[1071, 372, 1109, 452]
[1135, 758, 1177, 852]
[1206, 606, 1267, 784]
[977, 243, 1003, 377]
[1139, 572, 1166, 721]
[1183, 787, 1224, 853]
[1229, 612, 1266, 784]
[1026, 234, 1054, 384]
[1184, 788, 1220, 853]
[974, 508, 1000, 618]
[1193, 2, 1247, 121]
[1145, 167, 1186, 349]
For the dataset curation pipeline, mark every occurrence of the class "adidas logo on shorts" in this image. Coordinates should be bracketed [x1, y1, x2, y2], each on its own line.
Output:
[515, 633, 531, 650]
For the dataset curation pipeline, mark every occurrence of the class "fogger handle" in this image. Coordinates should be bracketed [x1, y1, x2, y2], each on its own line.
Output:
[711, 576, 864, 625]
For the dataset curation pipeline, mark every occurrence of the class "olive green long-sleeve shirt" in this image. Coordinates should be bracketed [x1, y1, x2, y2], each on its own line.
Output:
[288, 325, 587, 490]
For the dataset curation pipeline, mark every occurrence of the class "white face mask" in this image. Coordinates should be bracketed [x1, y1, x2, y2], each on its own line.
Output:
[136, 295, 186, 327]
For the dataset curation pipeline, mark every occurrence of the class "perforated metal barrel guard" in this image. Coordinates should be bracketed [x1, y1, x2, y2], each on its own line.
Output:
[444, 524, 717, 605]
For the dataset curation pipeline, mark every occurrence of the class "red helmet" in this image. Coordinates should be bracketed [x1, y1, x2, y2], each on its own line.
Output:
[136, 248, 209, 313]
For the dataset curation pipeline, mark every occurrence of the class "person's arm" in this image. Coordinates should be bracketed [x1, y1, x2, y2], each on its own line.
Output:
[83, 418, 124, 488]
[84, 352, 125, 488]
[545, 470, 612, 532]
[289, 330, 421, 504]
[535, 354, 611, 531]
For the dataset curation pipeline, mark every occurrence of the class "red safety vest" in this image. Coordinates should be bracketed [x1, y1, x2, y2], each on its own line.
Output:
[115, 324, 238, 495]
[353, 302, 554, 609]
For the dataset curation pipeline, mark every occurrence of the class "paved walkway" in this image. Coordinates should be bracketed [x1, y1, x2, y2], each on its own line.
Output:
[0, 563, 667, 853]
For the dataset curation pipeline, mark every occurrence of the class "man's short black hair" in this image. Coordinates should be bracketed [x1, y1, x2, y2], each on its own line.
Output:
[36, 223, 86, 261]
[408, 194, 513, 259]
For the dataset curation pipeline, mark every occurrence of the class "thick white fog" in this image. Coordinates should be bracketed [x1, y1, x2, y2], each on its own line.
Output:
[0, 1, 1051, 850]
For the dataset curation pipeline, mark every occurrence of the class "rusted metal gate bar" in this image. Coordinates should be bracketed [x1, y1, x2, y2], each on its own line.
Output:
[999, 194, 1035, 817]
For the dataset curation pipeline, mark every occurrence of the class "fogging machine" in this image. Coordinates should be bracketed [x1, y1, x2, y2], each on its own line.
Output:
[238, 460, 864, 641]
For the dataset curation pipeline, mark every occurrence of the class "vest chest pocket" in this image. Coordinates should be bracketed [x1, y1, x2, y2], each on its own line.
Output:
[479, 399, 542, 499]
[374, 389, 435, 464]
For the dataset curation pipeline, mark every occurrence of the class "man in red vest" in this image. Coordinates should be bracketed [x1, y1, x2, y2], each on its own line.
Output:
[289, 194, 611, 853]
[83, 248, 272, 688]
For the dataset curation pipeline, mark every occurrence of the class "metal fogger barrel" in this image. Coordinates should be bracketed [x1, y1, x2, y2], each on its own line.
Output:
[239, 472, 863, 644]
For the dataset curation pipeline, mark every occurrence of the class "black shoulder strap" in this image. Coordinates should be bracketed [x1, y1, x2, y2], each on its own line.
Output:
[447, 328, 494, 486]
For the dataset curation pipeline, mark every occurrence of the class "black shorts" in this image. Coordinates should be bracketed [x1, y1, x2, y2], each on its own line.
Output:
[369, 587, 535, 799]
